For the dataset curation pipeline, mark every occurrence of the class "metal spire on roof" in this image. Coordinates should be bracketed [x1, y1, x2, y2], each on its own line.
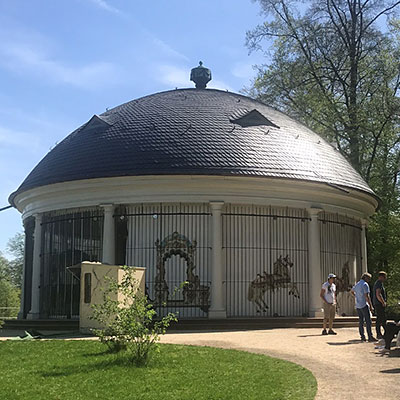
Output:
[190, 61, 212, 89]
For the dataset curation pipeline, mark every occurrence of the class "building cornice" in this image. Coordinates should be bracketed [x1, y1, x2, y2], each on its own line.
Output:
[12, 175, 378, 220]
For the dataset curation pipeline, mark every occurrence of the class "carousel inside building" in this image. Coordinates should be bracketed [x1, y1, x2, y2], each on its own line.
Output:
[9, 63, 378, 320]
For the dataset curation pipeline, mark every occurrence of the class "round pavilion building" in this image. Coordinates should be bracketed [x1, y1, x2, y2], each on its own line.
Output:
[10, 64, 378, 320]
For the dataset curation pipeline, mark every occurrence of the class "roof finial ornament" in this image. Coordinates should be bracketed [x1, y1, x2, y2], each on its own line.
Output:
[190, 61, 212, 89]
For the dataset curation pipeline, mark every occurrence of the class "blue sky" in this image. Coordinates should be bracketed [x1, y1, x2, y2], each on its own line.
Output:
[0, 0, 267, 255]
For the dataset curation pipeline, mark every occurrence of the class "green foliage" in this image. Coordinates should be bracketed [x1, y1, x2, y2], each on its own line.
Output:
[247, 0, 400, 300]
[91, 266, 177, 365]
[0, 251, 20, 319]
[0, 251, 9, 281]
[0, 341, 317, 400]
[6, 232, 24, 289]
[0, 279, 20, 319]
[369, 214, 400, 318]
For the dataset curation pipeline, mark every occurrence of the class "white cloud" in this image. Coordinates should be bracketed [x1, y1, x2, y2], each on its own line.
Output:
[157, 65, 189, 88]
[151, 37, 189, 62]
[156, 64, 235, 92]
[208, 79, 235, 92]
[231, 62, 256, 80]
[0, 34, 122, 89]
[0, 126, 44, 154]
[86, 0, 122, 15]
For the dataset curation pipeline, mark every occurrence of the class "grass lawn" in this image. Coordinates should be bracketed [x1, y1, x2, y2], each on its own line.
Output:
[0, 340, 316, 400]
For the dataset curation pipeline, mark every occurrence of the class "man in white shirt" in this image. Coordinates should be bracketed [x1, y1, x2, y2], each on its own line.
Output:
[320, 273, 337, 335]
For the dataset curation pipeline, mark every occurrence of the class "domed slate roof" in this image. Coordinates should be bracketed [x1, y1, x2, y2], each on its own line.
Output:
[10, 88, 374, 203]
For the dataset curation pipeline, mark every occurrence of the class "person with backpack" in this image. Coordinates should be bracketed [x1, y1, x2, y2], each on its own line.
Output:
[372, 271, 387, 339]
[351, 273, 377, 342]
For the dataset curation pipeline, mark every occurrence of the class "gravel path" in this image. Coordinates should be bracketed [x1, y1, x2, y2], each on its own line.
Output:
[161, 327, 399, 400]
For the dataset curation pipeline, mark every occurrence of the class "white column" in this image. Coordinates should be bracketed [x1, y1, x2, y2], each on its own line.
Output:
[101, 204, 115, 265]
[27, 214, 42, 320]
[209, 201, 226, 319]
[361, 219, 368, 273]
[307, 208, 324, 317]
[17, 219, 28, 319]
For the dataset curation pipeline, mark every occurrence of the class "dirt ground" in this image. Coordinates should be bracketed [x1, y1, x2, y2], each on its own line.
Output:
[1, 327, 398, 399]
[161, 327, 399, 400]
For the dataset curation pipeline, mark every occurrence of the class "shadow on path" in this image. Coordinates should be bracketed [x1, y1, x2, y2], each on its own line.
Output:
[380, 368, 400, 374]
[326, 339, 364, 346]
[297, 334, 325, 338]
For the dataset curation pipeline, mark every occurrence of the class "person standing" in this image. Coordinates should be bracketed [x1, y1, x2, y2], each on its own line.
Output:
[351, 273, 377, 342]
[381, 319, 400, 353]
[320, 273, 337, 335]
[373, 271, 387, 339]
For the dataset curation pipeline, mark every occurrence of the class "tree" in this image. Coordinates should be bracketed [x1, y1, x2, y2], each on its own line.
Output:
[246, 0, 400, 301]
[0, 252, 20, 319]
[0, 252, 9, 281]
[6, 233, 24, 289]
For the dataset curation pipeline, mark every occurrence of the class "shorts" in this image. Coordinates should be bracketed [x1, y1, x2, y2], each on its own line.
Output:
[323, 303, 336, 320]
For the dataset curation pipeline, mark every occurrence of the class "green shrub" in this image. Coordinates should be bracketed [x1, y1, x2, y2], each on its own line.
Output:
[91, 266, 177, 365]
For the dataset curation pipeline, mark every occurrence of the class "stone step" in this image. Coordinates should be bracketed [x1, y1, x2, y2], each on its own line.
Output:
[3, 319, 79, 331]
[169, 317, 373, 331]
[3, 316, 375, 332]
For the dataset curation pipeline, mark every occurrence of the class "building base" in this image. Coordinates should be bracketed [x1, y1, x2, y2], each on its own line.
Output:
[26, 312, 40, 320]
[208, 309, 227, 319]
[309, 309, 324, 318]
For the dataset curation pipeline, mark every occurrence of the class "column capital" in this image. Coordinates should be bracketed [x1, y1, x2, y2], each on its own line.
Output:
[361, 218, 369, 228]
[307, 207, 323, 218]
[99, 203, 115, 209]
[209, 201, 224, 212]
[100, 203, 114, 211]
[32, 213, 42, 222]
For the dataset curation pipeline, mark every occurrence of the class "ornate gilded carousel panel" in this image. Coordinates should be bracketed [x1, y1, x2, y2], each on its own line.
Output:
[124, 203, 211, 318]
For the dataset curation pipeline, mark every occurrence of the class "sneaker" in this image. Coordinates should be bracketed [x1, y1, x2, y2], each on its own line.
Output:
[322, 329, 328, 335]
[379, 348, 390, 354]
[368, 337, 378, 342]
[377, 334, 384, 339]
[328, 330, 337, 335]
[361, 337, 366, 342]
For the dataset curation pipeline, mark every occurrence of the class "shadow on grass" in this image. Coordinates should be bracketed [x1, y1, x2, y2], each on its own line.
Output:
[39, 356, 151, 378]
[81, 349, 118, 358]
[41, 358, 122, 378]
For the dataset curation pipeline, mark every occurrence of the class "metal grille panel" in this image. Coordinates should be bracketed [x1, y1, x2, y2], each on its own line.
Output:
[223, 204, 309, 317]
[40, 208, 103, 319]
[124, 203, 211, 318]
[319, 212, 361, 316]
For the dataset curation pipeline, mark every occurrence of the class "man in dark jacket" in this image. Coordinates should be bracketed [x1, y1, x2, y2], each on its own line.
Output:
[373, 271, 387, 339]
[381, 320, 400, 353]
